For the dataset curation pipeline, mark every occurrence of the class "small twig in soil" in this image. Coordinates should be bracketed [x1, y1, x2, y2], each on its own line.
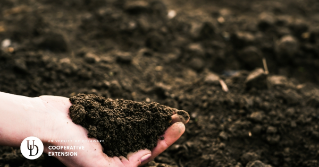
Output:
[262, 57, 269, 75]
[219, 79, 229, 92]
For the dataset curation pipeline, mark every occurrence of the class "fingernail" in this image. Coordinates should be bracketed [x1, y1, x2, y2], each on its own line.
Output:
[141, 154, 151, 163]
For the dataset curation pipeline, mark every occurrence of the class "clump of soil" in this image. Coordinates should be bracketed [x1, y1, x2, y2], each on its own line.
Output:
[69, 93, 188, 157]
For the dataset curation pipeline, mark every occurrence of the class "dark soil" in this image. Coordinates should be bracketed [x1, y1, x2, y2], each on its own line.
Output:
[1, 0, 319, 167]
[69, 93, 184, 157]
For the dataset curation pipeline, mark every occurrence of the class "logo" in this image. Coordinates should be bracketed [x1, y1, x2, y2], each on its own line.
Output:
[20, 136, 44, 160]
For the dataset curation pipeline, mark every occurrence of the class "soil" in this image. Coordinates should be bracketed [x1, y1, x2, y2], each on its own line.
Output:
[0, 0, 319, 167]
[69, 93, 186, 157]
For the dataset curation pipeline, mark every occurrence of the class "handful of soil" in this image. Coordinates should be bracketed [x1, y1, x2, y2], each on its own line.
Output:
[69, 94, 189, 157]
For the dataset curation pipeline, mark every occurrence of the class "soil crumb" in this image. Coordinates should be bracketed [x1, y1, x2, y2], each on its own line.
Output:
[69, 93, 187, 157]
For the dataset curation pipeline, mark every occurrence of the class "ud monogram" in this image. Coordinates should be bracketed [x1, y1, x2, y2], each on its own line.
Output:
[20, 136, 44, 160]
[27, 140, 39, 156]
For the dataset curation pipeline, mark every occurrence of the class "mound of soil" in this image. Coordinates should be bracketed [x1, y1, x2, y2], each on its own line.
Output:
[69, 93, 188, 157]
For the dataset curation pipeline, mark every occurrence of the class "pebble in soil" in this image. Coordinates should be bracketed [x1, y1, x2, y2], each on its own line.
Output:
[69, 94, 189, 157]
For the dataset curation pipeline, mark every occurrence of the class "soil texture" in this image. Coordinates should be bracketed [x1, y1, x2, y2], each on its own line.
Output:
[1, 0, 319, 167]
[69, 93, 186, 157]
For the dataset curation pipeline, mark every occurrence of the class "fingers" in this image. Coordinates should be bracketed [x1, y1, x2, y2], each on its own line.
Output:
[115, 110, 189, 167]
[171, 110, 190, 124]
[171, 114, 189, 124]
[140, 122, 185, 166]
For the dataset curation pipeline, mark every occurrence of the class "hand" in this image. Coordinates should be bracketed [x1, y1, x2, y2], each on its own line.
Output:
[38, 95, 189, 167]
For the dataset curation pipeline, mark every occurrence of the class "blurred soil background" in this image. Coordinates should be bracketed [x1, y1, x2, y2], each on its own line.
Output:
[0, 0, 319, 166]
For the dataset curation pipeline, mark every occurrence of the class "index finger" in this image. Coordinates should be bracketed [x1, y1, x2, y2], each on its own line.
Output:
[140, 122, 185, 166]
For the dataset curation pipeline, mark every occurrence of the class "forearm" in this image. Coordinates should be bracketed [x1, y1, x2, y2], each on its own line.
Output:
[0, 92, 48, 147]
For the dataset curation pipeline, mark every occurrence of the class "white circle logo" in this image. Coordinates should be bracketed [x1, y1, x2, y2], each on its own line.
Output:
[20, 136, 44, 160]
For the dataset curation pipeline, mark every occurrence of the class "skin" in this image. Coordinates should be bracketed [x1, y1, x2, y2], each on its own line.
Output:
[0, 92, 189, 167]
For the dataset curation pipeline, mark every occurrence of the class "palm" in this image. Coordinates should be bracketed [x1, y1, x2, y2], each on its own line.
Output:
[39, 96, 187, 167]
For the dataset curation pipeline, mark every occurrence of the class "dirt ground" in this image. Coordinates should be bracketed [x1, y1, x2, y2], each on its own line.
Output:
[0, 0, 319, 166]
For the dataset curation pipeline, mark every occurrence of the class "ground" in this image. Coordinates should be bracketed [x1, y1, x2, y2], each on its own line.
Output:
[0, 0, 319, 167]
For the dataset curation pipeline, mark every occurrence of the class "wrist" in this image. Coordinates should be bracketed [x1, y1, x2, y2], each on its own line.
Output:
[28, 97, 54, 146]
[0, 92, 51, 147]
